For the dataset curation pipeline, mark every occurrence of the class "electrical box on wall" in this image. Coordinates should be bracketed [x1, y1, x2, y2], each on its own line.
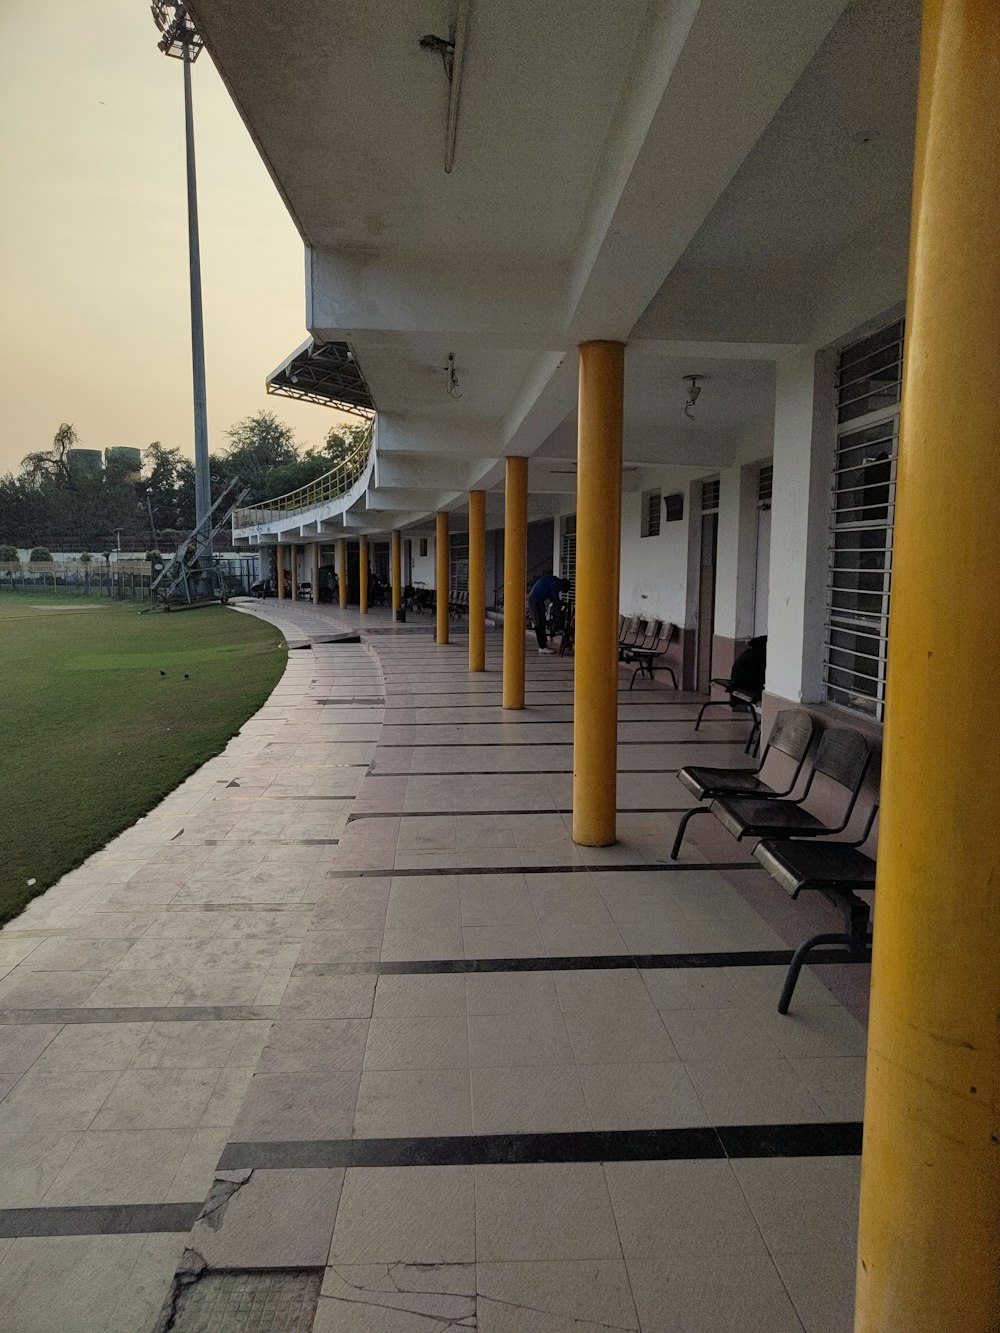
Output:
[664, 493, 684, 522]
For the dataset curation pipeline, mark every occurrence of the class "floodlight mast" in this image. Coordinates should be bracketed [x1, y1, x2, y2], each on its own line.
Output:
[150, 3, 212, 560]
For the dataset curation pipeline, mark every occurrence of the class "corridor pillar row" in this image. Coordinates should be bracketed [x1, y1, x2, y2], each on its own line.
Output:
[359, 535, 368, 614]
[502, 456, 528, 709]
[311, 542, 320, 605]
[572, 341, 624, 847]
[276, 543, 285, 600]
[855, 5, 1000, 1331]
[468, 489, 486, 672]
[435, 511, 449, 645]
[391, 530, 402, 613]
[337, 540, 347, 609]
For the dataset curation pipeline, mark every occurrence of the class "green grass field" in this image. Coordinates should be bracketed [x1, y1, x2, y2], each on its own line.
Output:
[0, 595, 286, 925]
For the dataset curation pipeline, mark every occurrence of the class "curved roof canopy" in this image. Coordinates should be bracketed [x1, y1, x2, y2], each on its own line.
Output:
[266, 339, 374, 416]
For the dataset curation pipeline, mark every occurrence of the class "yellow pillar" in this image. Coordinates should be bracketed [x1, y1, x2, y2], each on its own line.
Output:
[337, 539, 347, 609]
[572, 342, 624, 846]
[502, 456, 528, 709]
[290, 547, 298, 601]
[275, 543, 285, 600]
[855, 8, 1000, 1331]
[359, 536, 368, 614]
[311, 542, 320, 605]
[391, 530, 402, 613]
[468, 489, 486, 672]
[435, 512, 449, 645]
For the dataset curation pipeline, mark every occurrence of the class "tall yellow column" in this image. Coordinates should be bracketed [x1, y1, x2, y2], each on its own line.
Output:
[290, 547, 298, 601]
[435, 512, 449, 645]
[337, 539, 347, 609]
[391, 530, 402, 614]
[276, 543, 285, 600]
[855, 6, 1000, 1329]
[502, 457, 528, 709]
[359, 536, 368, 614]
[468, 489, 486, 672]
[311, 542, 320, 605]
[572, 342, 624, 846]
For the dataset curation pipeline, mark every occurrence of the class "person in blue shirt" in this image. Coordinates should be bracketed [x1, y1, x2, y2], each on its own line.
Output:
[528, 574, 571, 652]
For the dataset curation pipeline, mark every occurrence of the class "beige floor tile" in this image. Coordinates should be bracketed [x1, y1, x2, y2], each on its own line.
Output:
[465, 972, 560, 1017]
[256, 1019, 369, 1073]
[773, 1249, 856, 1333]
[190, 1167, 344, 1268]
[364, 1015, 469, 1070]
[604, 1160, 767, 1258]
[565, 1008, 679, 1065]
[354, 1068, 472, 1137]
[22, 939, 133, 971]
[639, 967, 743, 1010]
[757, 1006, 868, 1060]
[106, 1233, 189, 1333]
[553, 968, 652, 1014]
[331, 1166, 474, 1264]
[317, 1263, 475, 1330]
[0, 1131, 82, 1207]
[373, 974, 467, 1017]
[686, 1057, 826, 1125]
[0, 1023, 62, 1074]
[279, 975, 376, 1019]
[477, 1260, 638, 1332]
[579, 1062, 709, 1129]
[472, 1065, 591, 1133]
[231, 1070, 359, 1140]
[660, 1009, 781, 1062]
[626, 1254, 805, 1332]
[0, 1068, 121, 1132]
[128, 1020, 244, 1069]
[200, 1066, 255, 1127]
[381, 928, 465, 961]
[90, 1067, 220, 1131]
[42, 1128, 192, 1204]
[83, 969, 184, 1008]
[165, 1126, 230, 1202]
[468, 1011, 574, 1068]
[790, 1057, 867, 1120]
[32, 1022, 152, 1072]
[0, 1234, 147, 1333]
[731, 1156, 862, 1255]
[0, 969, 107, 1008]
[475, 1163, 621, 1262]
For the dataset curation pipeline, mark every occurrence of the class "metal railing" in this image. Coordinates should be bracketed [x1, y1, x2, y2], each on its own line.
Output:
[232, 419, 375, 528]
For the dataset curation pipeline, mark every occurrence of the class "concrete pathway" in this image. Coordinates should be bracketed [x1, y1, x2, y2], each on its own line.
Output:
[0, 601, 868, 1331]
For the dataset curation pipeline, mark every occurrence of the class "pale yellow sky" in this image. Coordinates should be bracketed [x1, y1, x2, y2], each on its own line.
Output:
[0, 0, 353, 475]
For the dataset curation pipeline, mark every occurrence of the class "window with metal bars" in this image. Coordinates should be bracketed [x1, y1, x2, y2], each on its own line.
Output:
[449, 532, 469, 593]
[640, 489, 661, 538]
[823, 319, 903, 719]
[701, 477, 720, 512]
[758, 464, 773, 508]
[419, 537, 428, 558]
[560, 515, 576, 597]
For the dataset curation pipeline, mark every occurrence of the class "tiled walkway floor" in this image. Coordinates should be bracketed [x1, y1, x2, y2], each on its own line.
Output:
[0, 602, 868, 1331]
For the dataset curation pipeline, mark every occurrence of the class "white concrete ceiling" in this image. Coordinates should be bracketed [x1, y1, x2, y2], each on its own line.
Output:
[189, 0, 919, 533]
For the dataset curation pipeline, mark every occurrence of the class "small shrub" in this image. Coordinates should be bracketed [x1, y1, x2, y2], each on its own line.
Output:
[29, 547, 54, 562]
[145, 549, 163, 565]
[0, 544, 19, 562]
[78, 552, 93, 564]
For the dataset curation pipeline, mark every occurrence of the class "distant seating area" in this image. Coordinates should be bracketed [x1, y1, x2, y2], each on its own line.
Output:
[617, 616, 678, 689]
[672, 711, 878, 1012]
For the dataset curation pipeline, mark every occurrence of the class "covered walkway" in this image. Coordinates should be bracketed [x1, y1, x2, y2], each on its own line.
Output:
[0, 603, 866, 1330]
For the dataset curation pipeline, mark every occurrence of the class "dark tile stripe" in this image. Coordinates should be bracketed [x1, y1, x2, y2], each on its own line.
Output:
[326, 862, 763, 879]
[345, 807, 691, 821]
[0, 1005, 280, 1025]
[293, 948, 865, 977]
[0, 1202, 203, 1238]
[218, 1122, 863, 1172]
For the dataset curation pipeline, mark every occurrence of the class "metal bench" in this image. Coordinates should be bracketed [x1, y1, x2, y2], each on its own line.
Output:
[753, 801, 879, 1013]
[626, 622, 678, 690]
[709, 727, 871, 849]
[670, 708, 815, 860]
[618, 616, 647, 660]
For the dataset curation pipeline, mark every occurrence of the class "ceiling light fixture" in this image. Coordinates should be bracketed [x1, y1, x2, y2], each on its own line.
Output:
[445, 353, 462, 400]
[683, 374, 704, 421]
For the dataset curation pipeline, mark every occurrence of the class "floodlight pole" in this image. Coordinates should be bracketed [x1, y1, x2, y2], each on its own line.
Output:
[182, 54, 212, 558]
[151, 3, 211, 562]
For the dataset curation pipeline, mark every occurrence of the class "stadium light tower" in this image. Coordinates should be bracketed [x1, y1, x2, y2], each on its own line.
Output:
[150, 2, 212, 556]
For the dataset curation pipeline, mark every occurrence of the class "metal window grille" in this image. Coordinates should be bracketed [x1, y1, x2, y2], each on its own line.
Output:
[640, 489, 661, 538]
[560, 515, 576, 596]
[419, 537, 428, 558]
[758, 464, 773, 508]
[701, 477, 720, 512]
[449, 532, 469, 593]
[823, 319, 904, 720]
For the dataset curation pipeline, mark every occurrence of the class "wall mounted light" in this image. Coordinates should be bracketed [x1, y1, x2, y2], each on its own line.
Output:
[446, 353, 462, 400]
[683, 374, 704, 420]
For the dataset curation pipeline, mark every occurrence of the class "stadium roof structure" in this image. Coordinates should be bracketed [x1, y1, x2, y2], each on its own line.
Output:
[266, 339, 374, 416]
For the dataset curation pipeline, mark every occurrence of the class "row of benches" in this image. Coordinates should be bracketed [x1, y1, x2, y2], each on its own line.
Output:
[673, 709, 878, 1013]
[618, 615, 678, 689]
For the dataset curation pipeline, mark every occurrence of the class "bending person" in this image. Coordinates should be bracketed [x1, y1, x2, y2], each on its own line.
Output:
[528, 574, 571, 654]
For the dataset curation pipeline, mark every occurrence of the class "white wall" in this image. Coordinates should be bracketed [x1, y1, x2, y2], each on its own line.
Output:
[617, 467, 697, 626]
[409, 535, 436, 588]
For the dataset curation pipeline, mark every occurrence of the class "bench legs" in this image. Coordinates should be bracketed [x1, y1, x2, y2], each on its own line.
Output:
[694, 698, 752, 730]
[670, 805, 711, 860]
[778, 902, 872, 1013]
[629, 659, 678, 690]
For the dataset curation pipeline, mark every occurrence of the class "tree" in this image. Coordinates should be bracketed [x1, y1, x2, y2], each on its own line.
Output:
[21, 424, 77, 488]
[323, 421, 370, 469]
[223, 411, 298, 500]
[79, 552, 93, 564]
[0, 544, 18, 562]
[140, 443, 195, 534]
[30, 547, 53, 562]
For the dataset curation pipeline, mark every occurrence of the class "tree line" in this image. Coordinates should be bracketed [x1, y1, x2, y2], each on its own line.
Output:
[0, 411, 368, 553]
